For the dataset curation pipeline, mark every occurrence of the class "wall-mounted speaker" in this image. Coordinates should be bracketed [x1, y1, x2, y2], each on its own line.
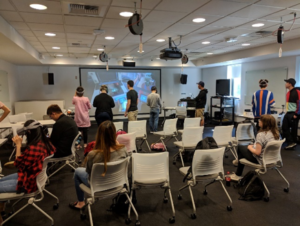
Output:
[123, 61, 136, 67]
[48, 73, 54, 85]
[180, 74, 187, 84]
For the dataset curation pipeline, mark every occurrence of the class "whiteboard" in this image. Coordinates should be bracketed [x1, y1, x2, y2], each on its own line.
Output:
[244, 68, 287, 107]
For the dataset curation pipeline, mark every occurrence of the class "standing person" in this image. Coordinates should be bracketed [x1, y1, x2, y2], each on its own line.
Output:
[282, 78, 300, 150]
[194, 81, 208, 126]
[0, 102, 10, 123]
[124, 80, 138, 121]
[147, 86, 161, 133]
[93, 85, 115, 127]
[252, 79, 276, 130]
[72, 86, 92, 148]
[47, 105, 78, 158]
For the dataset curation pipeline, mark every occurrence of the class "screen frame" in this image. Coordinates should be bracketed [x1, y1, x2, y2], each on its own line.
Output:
[216, 79, 231, 96]
[79, 67, 162, 116]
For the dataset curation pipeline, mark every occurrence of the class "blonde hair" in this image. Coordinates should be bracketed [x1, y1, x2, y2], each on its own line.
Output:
[100, 85, 108, 92]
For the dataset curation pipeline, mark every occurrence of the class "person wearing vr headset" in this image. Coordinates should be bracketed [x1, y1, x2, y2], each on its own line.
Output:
[73, 86, 92, 147]
[0, 101, 10, 123]
[93, 85, 115, 126]
[0, 120, 55, 223]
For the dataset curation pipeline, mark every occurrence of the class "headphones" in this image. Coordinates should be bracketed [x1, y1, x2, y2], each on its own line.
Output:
[76, 87, 84, 95]
[17, 120, 43, 135]
[100, 85, 108, 94]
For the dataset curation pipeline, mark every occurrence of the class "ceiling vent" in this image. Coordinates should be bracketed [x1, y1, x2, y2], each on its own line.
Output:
[69, 4, 99, 15]
[68, 43, 91, 48]
[241, 31, 273, 38]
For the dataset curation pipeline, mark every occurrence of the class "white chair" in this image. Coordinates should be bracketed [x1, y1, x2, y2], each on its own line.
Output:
[173, 127, 204, 167]
[116, 132, 136, 153]
[213, 125, 236, 159]
[0, 155, 59, 225]
[47, 132, 81, 179]
[239, 139, 289, 201]
[176, 106, 187, 126]
[24, 112, 34, 120]
[129, 152, 175, 224]
[114, 121, 124, 131]
[8, 114, 27, 123]
[79, 157, 139, 226]
[178, 118, 201, 135]
[153, 118, 178, 151]
[178, 147, 232, 219]
[128, 120, 151, 152]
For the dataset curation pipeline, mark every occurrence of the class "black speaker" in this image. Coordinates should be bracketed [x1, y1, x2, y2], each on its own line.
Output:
[123, 61, 135, 67]
[48, 73, 54, 85]
[180, 74, 187, 84]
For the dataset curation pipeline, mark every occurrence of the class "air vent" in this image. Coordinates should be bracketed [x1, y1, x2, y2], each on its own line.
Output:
[241, 31, 273, 38]
[186, 51, 204, 56]
[69, 4, 98, 15]
[68, 43, 91, 48]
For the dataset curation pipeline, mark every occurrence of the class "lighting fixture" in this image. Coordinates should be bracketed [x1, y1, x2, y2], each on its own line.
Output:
[105, 36, 115, 40]
[119, 12, 133, 17]
[207, 53, 213, 55]
[156, 58, 160, 59]
[29, 4, 47, 10]
[52, 47, 60, 49]
[97, 48, 104, 51]
[202, 41, 210, 44]
[137, 50, 144, 53]
[242, 43, 250, 46]
[56, 54, 63, 57]
[193, 18, 206, 23]
[252, 23, 264, 27]
[156, 39, 165, 42]
[45, 33, 56, 37]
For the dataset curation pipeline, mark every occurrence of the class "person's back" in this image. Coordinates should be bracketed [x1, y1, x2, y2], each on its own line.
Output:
[253, 131, 276, 164]
[73, 94, 91, 128]
[93, 93, 115, 118]
[125, 80, 139, 121]
[147, 92, 161, 109]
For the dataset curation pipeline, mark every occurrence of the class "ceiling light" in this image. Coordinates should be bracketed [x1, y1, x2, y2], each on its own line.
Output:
[202, 41, 210, 44]
[156, 58, 160, 60]
[52, 47, 60, 49]
[45, 33, 56, 37]
[156, 39, 165, 42]
[97, 48, 104, 51]
[193, 18, 206, 23]
[56, 54, 63, 57]
[105, 36, 115, 40]
[252, 23, 264, 27]
[137, 50, 144, 53]
[207, 53, 213, 55]
[119, 12, 133, 17]
[29, 4, 47, 10]
[242, 43, 250, 46]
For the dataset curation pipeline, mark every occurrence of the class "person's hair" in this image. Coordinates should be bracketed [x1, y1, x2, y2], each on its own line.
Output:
[47, 104, 62, 115]
[127, 80, 134, 87]
[94, 120, 125, 176]
[259, 79, 269, 88]
[76, 86, 84, 97]
[24, 120, 55, 154]
[100, 85, 108, 93]
[151, 86, 157, 91]
[258, 115, 280, 140]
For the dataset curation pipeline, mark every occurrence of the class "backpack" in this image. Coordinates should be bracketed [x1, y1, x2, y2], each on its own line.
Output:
[116, 129, 127, 137]
[182, 137, 218, 182]
[83, 141, 96, 157]
[235, 171, 265, 201]
[151, 143, 166, 151]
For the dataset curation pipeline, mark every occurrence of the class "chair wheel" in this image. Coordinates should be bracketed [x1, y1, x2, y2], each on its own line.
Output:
[191, 213, 196, 219]
[78, 160, 82, 164]
[284, 188, 289, 193]
[80, 214, 87, 220]
[8, 211, 14, 216]
[169, 217, 175, 224]
[177, 194, 182, 200]
[227, 206, 232, 211]
[125, 218, 131, 225]
[135, 220, 141, 226]
[173, 161, 176, 165]
[53, 203, 59, 210]
[163, 197, 168, 203]
[203, 190, 207, 195]
[264, 197, 269, 202]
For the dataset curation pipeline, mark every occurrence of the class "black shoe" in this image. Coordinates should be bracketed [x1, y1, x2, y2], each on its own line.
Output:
[285, 143, 297, 150]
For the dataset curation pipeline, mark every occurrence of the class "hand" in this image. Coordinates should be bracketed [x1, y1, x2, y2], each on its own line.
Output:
[247, 144, 253, 149]
[293, 115, 297, 119]
[12, 135, 22, 147]
[124, 112, 128, 117]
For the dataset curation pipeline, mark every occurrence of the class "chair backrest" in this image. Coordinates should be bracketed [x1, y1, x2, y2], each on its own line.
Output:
[236, 123, 255, 141]
[213, 125, 234, 145]
[280, 114, 284, 128]
[192, 147, 225, 180]
[114, 122, 123, 132]
[175, 106, 187, 117]
[36, 154, 54, 192]
[24, 113, 34, 120]
[132, 152, 169, 183]
[262, 139, 285, 168]
[128, 120, 147, 138]
[183, 118, 201, 129]
[8, 114, 26, 123]
[116, 132, 136, 153]
[182, 127, 204, 147]
[71, 132, 81, 156]
[90, 157, 130, 199]
[163, 118, 178, 135]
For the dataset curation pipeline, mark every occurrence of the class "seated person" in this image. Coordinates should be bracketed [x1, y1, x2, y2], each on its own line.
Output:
[47, 105, 78, 158]
[0, 101, 11, 122]
[0, 120, 55, 223]
[69, 120, 128, 210]
[230, 115, 280, 181]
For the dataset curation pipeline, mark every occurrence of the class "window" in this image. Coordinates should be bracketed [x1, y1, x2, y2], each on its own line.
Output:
[227, 64, 241, 98]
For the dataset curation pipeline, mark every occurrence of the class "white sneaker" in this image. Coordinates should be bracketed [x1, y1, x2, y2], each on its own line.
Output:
[284, 143, 297, 150]
[232, 159, 238, 167]
[229, 173, 243, 181]
[150, 131, 154, 134]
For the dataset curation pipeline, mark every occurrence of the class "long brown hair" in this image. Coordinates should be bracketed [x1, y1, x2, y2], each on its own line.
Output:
[94, 120, 125, 176]
[258, 115, 280, 140]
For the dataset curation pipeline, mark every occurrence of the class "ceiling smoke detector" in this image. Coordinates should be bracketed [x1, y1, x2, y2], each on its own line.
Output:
[225, 37, 237, 43]
[93, 29, 105, 35]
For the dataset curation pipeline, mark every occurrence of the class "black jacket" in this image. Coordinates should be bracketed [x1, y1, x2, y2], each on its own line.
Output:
[194, 89, 208, 108]
[93, 93, 115, 120]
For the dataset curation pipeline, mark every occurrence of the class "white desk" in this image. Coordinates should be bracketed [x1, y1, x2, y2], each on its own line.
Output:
[162, 107, 196, 126]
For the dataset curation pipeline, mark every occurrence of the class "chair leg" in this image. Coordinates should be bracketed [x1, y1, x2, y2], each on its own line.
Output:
[229, 145, 238, 160]
[168, 188, 176, 219]
[179, 184, 189, 192]
[2, 203, 30, 225]
[218, 181, 233, 208]
[48, 163, 68, 179]
[188, 186, 196, 214]
[161, 138, 167, 151]
[261, 179, 270, 198]
[125, 193, 139, 221]
[204, 179, 216, 191]
[128, 189, 133, 219]
[44, 189, 59, 205]
[87, 204, 94, 226]
[32, 203, 54, 226]
[179, 149, 185, 167]
[274, 167, 290, 189]
[9, 148, 16, 161]
[145, 139, 151, 152]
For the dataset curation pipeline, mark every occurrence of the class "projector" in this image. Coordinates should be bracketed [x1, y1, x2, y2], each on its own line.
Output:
[159, 37, 182, 60]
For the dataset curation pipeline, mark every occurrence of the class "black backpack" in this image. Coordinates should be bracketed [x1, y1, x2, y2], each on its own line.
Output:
[183, 137, 218, 182]
[235, 171, 265, 201]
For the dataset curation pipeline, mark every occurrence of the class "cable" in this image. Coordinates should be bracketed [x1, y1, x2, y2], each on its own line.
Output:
[272, 13, 296, 36]
[172, 36, 182, 47]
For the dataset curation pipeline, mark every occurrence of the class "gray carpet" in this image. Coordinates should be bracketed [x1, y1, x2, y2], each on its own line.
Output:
[0, 120, 299, 226]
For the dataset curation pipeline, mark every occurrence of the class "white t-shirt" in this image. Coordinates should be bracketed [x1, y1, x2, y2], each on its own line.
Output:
[253, 131, 276, 164]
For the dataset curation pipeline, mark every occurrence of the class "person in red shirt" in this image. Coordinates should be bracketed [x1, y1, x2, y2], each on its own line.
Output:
[0, 120, 55, 223]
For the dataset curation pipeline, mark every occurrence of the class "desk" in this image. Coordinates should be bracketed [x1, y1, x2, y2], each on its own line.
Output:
[161, 107, 196, 126]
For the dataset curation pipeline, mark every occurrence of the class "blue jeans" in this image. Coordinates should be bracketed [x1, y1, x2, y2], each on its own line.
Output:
[0, 173, 18, 193]
[149, 108, 160, 132]
[95, 112, 111, 127]
[74, 167, 90, 202]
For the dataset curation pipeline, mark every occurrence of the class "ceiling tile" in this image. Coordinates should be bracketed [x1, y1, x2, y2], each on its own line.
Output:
[155, 0, 210, 13]
[9, 22, 30, 30]
[106, 7, 150, 19]
[20, 12, 63, 24]
[0, 0, 14, 10]
[111, 0, 161, 9]
[44, 46, 68, 52]
[64, 15, 102, 27]
[231, 4, 284, 19]
[0, 11, 23, 22]
[33, 31, 66, 38]
[144, 11, 187, 23]
[67, 39, 94, 45]
[210, 17, 253, 28]
[66, 33, 96, 40]
[17, 30, 35, 37]
[255, 0, 300, 8]
[11, 0, 62, 14]
[102, 18, 128, 29]
[38, 37, 67, 43]
[27, 23, 65, 32]
[42, 42, 68, 47]
[68, 47, 90, 53]
[66, 0, 111, 5]
[65, 25, 95, 33]
[24, 36, 39, 42]
[178, 14, 222, 26]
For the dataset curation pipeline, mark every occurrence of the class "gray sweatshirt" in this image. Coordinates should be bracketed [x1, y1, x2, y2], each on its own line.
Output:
[147, 93, 162, 109]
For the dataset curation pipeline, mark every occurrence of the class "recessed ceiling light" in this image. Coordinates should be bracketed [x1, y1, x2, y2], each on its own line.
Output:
[119, 12, 133, 17]
[52, 47, 60, 49]
[156, 58, 160, 60]
[202, 41, 210, 44]
[97, 48, 104, 51]
[193, 18, 206, 23]
[252, 23, 264, 27]
[156, 39, 165, 42]
[105, 36, 115, 40]
[29, 4, 47, 10]
[56, 54, 63, 57]
[137, 50, 144, 53]
[242, 43, 250, 46]
[45, 33, 56, 37]
[207, 53, 214, 55]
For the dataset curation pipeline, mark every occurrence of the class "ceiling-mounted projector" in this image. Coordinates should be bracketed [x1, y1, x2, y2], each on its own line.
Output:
[160, 37, 182, 60]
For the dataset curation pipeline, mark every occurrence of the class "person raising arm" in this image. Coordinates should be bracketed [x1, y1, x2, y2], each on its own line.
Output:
[0, 102, 10, 123]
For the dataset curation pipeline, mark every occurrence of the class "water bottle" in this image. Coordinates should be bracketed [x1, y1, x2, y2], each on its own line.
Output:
[225, 171, 231, 187]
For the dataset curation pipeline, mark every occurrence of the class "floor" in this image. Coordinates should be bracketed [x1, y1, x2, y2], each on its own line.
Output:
[0, 119, 299, 226]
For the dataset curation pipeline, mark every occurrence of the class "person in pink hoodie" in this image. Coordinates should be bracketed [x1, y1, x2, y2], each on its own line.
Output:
[72, 86, 92, 147]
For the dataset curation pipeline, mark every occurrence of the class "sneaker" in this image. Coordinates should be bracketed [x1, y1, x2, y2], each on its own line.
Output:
[229, 173, 243, 181]
[284, 143, 297, 150]
[232, 159, 238, 167]
[150, 131, 154, 134]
